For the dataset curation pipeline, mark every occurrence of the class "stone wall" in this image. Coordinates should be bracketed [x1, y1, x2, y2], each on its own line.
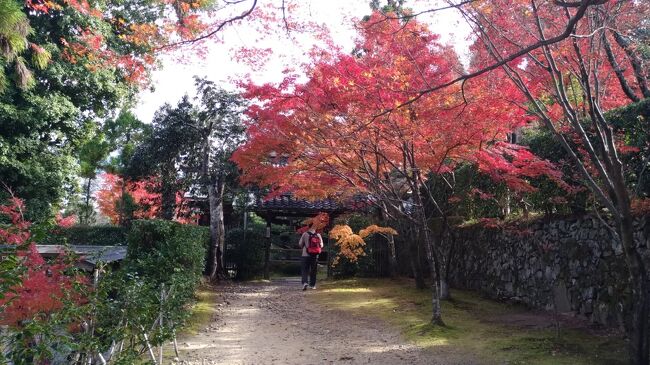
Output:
[450, 214, 650, 327]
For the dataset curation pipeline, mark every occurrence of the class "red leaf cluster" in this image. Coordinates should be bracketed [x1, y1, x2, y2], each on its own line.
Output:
[233, 12, 563, 202]
[0, 198, 85, 327]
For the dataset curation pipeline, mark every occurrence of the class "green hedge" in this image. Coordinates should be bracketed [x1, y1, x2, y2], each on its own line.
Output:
[126, 220, 208, 284]
[87, 220, 209, 362]
[42, 225, 128, 246]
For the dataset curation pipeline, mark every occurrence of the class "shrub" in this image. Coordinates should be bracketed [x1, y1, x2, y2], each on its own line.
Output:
[42, 225, 128, 246]
[1, 215, 209, 364]
[87, 220, 209, 363]
[330, 213, 382, 278]
[126, 219, 208, 286]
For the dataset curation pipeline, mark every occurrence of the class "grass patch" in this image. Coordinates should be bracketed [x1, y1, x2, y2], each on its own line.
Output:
[311, 278, 627, 365]
[181, 283, 219, 336]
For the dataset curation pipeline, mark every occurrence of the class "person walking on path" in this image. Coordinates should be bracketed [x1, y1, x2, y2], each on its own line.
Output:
[299, 223, 323, 290]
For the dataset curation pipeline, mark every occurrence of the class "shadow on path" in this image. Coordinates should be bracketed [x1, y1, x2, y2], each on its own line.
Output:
[176, 277, 480, 365]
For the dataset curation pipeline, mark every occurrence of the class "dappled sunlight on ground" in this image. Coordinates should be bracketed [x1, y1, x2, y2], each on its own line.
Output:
[176, 278, 627, 365]
[176, 278, 472, 364]
[362, 342, 441, 354]
[321, 287, 373, 293]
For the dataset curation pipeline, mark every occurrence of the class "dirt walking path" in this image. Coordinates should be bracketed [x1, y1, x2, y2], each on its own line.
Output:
[175, 278, 480, 365]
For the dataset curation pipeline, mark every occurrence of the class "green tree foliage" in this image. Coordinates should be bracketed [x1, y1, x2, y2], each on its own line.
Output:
[127, 78, 245, 279]
[0, 0, 50, 91]
[104, 109, 152, 175]
[606, 98, 650, 198]
[368, 0, 408, 17]
[75, 129, 112, 224]
[127, 98, 198, 220]
[0, 0, 185, 222]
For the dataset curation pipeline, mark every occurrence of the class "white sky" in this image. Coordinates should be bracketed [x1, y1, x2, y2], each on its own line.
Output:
[134, 0, 472, 123]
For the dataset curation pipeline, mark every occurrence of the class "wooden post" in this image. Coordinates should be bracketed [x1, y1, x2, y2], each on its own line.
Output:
[326, 224, 332, 278]
[0, 325, 9, 361]
[158, 284, 164, 365]
[263, 222, 271, 280]
[141, 325, 157, 364]
[243, 211, 248, 242]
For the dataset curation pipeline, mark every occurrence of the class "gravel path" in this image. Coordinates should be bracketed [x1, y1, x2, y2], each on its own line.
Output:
[175, 278, 482, 365]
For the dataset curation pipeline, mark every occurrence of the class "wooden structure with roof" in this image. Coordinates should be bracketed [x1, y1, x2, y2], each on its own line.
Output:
[251, 193, 353, 279]
[36, 245, 127, 271]
[254, 194, 347, 224]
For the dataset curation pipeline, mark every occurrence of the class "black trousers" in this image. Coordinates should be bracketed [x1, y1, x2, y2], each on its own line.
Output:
[301, 254, 318, 286]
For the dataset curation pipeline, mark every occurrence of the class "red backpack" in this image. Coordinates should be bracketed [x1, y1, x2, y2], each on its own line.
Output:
[306, 232, 322, 255]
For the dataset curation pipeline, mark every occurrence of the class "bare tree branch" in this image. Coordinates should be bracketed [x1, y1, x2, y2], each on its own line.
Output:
[157, 0, 258, 50]
[370, 0, 598, 120]
[554, 0, 607, 7]
[602, 29, 640, 101]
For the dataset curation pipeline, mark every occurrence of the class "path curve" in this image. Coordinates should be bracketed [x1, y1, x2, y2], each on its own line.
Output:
[176, 278, 478, 365]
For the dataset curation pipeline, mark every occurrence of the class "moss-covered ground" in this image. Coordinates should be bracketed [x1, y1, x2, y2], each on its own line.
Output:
[182, 283, 220, 336]
[310, 278, 627, 365]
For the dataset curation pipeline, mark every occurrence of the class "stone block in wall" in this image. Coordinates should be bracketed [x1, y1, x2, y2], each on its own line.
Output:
[553, 282, 571, 312]
[544, 266, 552, 280]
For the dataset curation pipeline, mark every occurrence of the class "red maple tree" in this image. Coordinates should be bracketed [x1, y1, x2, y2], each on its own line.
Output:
[233, 12, 564, 324]
[0, 198, 85, 327]
[96, 173, 199, 224]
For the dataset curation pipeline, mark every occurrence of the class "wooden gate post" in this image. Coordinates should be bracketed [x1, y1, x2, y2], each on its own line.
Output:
[263, 222, 271, 280]
[326, 224, 332, 278]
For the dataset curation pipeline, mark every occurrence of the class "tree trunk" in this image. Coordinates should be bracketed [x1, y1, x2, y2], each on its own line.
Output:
[81, 177, 93, 225]
[386, 233, 398, 278]
[405, 224, 426, 289]
[441, 232, 456, 301]
[619, 213, 649, 365]
[421, 224, 444, 325]
[439, 277, 450, 301]
[160, 165, 176, 221]
[119, 177, 127, 226]
[438, 218, 455, 300]
[207, 178, 226, 281]
[380, 204, 399, 278]
[412, 188, 444, 325]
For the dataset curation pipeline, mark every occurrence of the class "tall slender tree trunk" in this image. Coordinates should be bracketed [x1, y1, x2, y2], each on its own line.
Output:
[402, 221, 426, 289]
[409, 230, 426, 289]
[442, 230, 456, 300]
[439, 275, 450, 301]
[437, 217, 454, 300]
[119, 178, 127, 226]
[420, 220, 444, 325]
[381, 203, 398, 278]
[386, 234, 398, 278]
[207, 178, 226, 281]
[619, 211, 649, 365]
[160, 164, 176, 220]
[412, 187, 444, 325]
[81, 177, 93, 225]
